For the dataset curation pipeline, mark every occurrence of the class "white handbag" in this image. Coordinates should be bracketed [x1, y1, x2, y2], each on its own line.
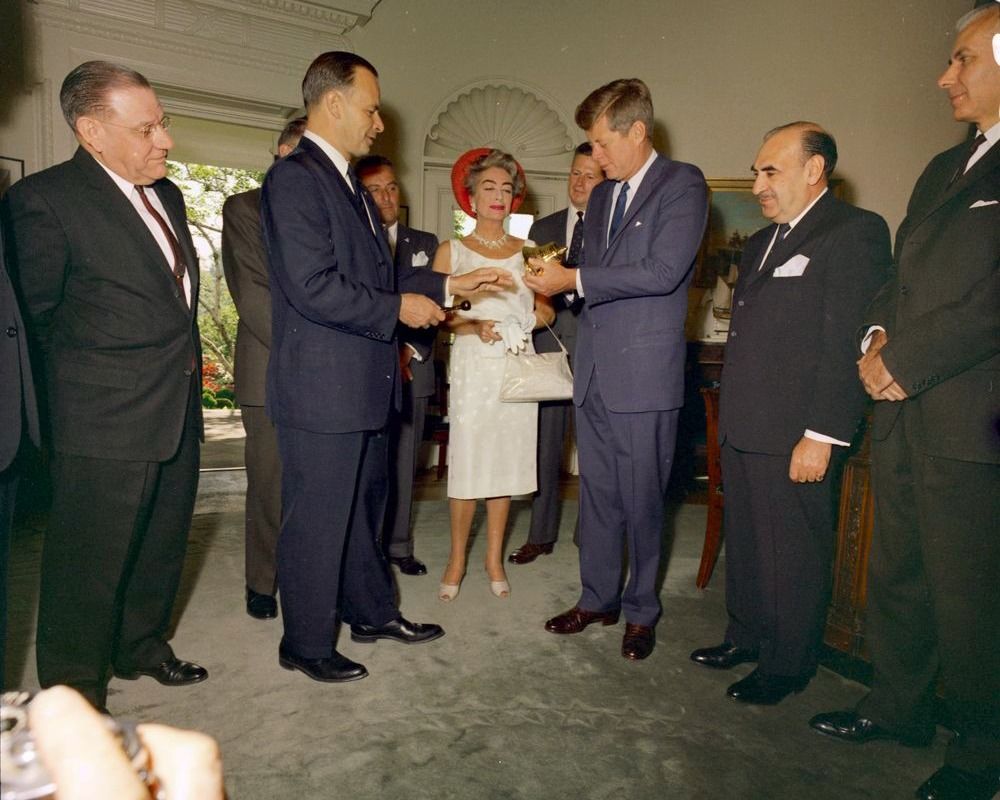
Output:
[499, 321, 573, 403]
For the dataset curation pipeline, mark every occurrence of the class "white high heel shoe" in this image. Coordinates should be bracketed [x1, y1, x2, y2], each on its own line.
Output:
[488, 570, 510, 599]
[490, 579, 510, 599]
[439, 582, 461, 602]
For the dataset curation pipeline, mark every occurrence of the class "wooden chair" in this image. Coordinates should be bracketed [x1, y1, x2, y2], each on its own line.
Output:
[696, 387, 724, 588]
[423, 359, 449, 480]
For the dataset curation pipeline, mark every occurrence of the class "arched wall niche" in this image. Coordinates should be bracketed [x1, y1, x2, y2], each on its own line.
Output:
[420, 80, 581, 238]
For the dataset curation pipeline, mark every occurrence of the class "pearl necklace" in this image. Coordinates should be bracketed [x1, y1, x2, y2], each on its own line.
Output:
[469, 230, 509, 250]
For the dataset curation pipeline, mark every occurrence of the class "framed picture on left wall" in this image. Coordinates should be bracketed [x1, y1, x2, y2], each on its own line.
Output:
[0, 156, 25, 197]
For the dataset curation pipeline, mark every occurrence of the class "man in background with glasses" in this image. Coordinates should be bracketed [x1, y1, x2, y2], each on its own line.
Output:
[1, 60, 207, 711]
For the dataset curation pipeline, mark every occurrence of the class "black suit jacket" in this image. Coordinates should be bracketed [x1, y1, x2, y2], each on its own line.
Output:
[866, 140, 1000, 464]
[0, 227, 39, 471]
[528, 208, 581, 357]
[260, 136, 445, 434]
[394, 223, 439, 399]
[719, 192, 891, 455]
[2, 147, 202, 461]
[221, 187, 270, 407]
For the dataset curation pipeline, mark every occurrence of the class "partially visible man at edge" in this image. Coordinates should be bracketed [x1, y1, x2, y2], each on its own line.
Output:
[810, 6, 1000, 800]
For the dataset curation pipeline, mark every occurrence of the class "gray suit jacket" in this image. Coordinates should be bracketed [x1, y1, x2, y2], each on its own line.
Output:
[222, 187, 270, 407]
[575, 154, 708, 412]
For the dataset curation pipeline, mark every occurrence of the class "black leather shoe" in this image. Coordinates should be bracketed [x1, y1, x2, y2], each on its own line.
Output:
[246, 587, 278, 619]
[914, 765, 1000, 800]
[809, 710, 934, 747]
[622, 623, 655, 661]
[278, 644, 368, 683]
[726, 668, 809, 705]
[690, 641, 759, 669]
[388, 556, 427, 576]
[350, 616, 444, 645]
[115, 657, 208, 686]
[508, 541, 554, 564]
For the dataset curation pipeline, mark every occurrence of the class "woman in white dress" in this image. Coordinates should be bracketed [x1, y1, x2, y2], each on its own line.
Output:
[433, 149, 554, 601]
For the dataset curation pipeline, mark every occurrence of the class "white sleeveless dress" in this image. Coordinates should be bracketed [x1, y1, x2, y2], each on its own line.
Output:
[447, 239, 538, 500]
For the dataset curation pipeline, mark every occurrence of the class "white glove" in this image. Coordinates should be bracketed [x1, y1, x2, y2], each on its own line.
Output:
[499, 315, 530, 354]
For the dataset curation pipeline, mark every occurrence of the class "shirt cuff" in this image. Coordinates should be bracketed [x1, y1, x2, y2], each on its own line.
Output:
[804, 429, 850, 447]
[443, 277, 454, 309]
[405, 343, 423, 362]
[860, 325, 886, 354]
[574, 269, 585, 297]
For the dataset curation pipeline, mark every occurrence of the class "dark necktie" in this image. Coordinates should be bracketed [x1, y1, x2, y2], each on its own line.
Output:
[608, 181, 630, 241]
[136, 185, 188, 306]
[759, 222, 791, 271]
[346, 166, 373, 233]
[565, 210, 584, 266]
[948, 133, 987, 187]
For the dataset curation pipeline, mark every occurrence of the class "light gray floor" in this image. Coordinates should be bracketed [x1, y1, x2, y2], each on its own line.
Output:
[6, 432, 947, 799]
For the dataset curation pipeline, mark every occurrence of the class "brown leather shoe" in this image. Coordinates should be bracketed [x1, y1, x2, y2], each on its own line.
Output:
[622, 623, 655, 660]
[544, 606, 620, 634]
[508, 541, 554, 564]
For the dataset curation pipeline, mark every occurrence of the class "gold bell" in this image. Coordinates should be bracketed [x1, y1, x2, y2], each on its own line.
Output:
[522, 242, 568, 276]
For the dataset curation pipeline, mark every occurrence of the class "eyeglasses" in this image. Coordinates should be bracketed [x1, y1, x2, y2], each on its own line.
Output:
[101, 115, 172, 140]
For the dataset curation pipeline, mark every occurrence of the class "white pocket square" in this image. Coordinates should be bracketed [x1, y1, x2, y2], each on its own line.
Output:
[969, 199, 998, 209]
[412, 250, 429, 267]
[773, 253, 810, 277]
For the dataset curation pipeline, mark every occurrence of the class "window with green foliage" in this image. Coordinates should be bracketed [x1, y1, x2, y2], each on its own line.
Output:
[168, 161, 263, 408]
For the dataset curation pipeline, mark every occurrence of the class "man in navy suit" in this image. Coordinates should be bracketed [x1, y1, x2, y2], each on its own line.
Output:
[509, 143, 603, 566]
[690, 122, 890, 704]
[526, 78, 708, 661]
[356, 154, 438, 577]
[261, 52, 511, 682]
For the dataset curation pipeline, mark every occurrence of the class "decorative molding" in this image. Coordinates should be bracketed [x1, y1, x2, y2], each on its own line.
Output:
[154, 83, 301, 130]
[424, 82, 575, 164]
[30, 1, 353, 73]
[33, 0, 372, 35]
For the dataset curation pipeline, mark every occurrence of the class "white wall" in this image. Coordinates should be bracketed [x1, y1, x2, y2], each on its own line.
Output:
[351, 0, 972, 234]
[0, 0, 974, 236]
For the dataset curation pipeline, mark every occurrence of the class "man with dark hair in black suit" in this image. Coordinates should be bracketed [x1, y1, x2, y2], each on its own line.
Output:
[811, 6, 999, 798]
[222, 115, 306, 620]
[2, 60, 207, 709]
[508, 143, 603, 566]
[0, 226, 39, 690]
[690, 121, 890, 704]
[356, 154, 438, 577]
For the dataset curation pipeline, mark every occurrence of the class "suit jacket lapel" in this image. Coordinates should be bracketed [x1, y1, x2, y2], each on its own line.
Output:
[749, 191, 836, 283]
[605, 155, 667, 253]
[908, 141, 1000, 229]
[73, 149, 191, 309]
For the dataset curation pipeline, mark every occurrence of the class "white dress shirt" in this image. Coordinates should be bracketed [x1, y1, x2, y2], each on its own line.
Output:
[97, 160, 192, 306]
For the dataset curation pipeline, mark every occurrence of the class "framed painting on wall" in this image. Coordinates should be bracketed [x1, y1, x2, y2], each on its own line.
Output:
[0, 156, 25, 197]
